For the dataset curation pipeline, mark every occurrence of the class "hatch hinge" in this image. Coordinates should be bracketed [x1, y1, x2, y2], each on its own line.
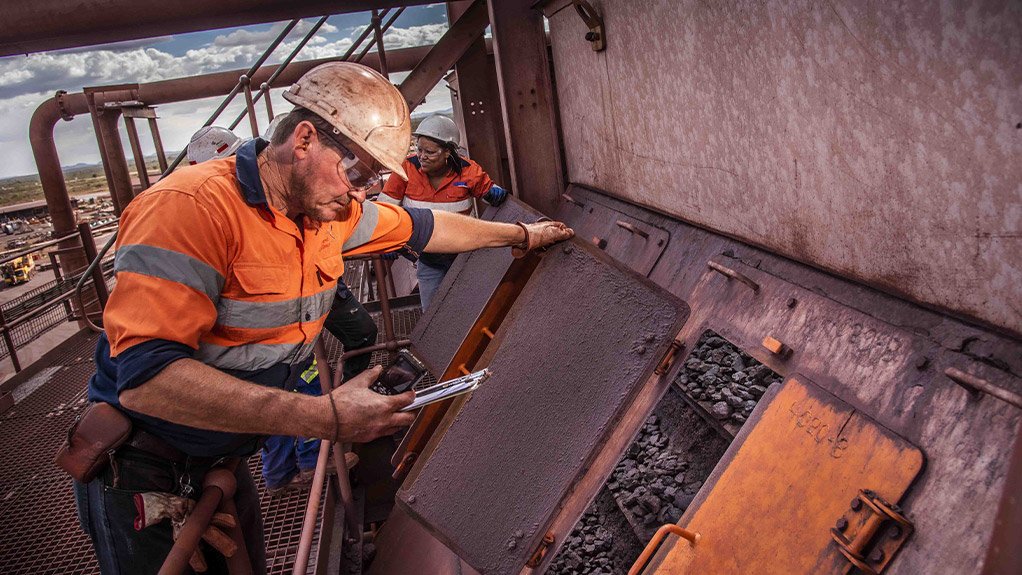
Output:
[654, 339, 685, 376]
[526, 532, 555, 568]
[830, 489, 914, 574]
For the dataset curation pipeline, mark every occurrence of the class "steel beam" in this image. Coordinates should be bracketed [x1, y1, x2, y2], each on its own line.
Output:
[445, 1, 509, 187]
[0, 0, 435, 57]
[398, 0, 489, 110]
[488, 0, 565, 216]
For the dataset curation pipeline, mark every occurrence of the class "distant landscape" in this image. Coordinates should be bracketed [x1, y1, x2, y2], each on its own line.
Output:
[0, 157, 166, 208]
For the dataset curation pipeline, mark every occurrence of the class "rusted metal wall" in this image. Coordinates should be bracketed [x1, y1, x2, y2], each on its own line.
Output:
[555, 186, 1022, 574]
[547, 1, 1022, 336]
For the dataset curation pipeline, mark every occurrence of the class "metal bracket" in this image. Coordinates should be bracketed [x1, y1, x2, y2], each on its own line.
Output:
[54, 90, 74, 121]
[830, 489, 913, 574]
[572, 0, 606, 51]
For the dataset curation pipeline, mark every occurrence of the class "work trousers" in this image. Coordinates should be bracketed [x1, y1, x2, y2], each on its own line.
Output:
[262, 285, 378, 488]
[261, 375, 322, 488]
[74, 446, 266, 575]
[416, 255, 455, 311]
[322, 285, 378, 381]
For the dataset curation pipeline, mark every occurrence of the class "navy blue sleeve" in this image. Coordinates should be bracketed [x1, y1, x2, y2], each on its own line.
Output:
[115, 338, 194, 393]
[402, 207, 434, 261]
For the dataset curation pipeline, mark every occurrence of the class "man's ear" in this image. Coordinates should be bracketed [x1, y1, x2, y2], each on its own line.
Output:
[292, 121, 317, 159]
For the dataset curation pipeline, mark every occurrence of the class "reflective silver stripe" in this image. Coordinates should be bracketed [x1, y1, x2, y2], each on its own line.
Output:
[342, 200, 381, 251]
[115, 244, 223, 302]
[215, 289, 335, 330]
[376, 193, 401, 205]
[196, 341, 313, 371]
[402, 197, 473, 213]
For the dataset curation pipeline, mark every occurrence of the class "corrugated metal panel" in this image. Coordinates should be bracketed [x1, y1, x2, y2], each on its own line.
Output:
[548, 0, 1022, 335]
[398, 240, 689, 574]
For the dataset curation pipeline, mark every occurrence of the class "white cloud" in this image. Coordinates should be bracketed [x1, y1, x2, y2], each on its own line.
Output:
[383, 23, 449, 49]
[0, 18, 454, 179]
[213, 20, 338, 48]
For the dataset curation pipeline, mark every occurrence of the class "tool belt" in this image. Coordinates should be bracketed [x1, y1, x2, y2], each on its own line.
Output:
[54, 402, 132, 483]
[55, 402, 222, 484]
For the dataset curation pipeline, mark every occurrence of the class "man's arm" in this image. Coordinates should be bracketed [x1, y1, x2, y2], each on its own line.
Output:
[424, 210, 573, 253]
[119, 359, 415, 444]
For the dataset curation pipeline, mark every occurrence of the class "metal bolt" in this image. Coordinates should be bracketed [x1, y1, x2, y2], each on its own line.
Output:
[915, 356, 930, 370]
[888, 525, 902, 539]
[786, 297, 798, 309]
[850, 497, 862, 511]
[835, 517, 848, 532]
[869, 549, 885, 563]
[584, 31, 599, 42]
[407, 495, 416, 504]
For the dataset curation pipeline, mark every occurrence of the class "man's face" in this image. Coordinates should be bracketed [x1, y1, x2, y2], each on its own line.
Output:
[415, 136, 449, 174]
[291, 134, 371, 222]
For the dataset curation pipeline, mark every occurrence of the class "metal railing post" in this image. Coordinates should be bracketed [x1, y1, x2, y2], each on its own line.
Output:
[371, 256, 396, 353]
[149, 117, 168, 172]
[0, 306, 22, 372]
[240, 75, 260, 138]
[78, 223, 109, 309]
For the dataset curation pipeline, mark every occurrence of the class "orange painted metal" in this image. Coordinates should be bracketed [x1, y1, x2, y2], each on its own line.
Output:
[646, 377, 923, 574]
[629, 525, 700, 575]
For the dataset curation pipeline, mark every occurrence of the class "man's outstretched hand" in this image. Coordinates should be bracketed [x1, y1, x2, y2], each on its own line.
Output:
[513, 220, 575, 258]
[323, 365, 415, 443]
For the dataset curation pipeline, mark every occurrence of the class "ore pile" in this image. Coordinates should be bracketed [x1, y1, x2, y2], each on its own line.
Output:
[548, 489, 640, 575]
[606, 415, 702, 542]
[674, 332, 782, 427]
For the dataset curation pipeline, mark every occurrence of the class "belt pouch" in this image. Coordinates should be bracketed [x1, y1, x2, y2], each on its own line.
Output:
[54, 402, 133, 483]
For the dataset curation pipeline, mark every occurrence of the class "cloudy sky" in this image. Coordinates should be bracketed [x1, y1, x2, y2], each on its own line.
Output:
[0, 5, 454, 179]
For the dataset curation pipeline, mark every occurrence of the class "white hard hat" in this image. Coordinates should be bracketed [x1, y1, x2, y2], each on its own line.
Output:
[413, 115, 459, 147]
[283, 62, 411, 180]
[263, 113, 287, 141]
[187, 126, 242, 164]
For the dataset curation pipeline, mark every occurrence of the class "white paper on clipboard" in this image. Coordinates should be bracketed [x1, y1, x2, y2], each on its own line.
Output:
[400, 368, 491, 412]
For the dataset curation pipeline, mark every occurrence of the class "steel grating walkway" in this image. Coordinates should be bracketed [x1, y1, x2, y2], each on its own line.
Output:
[0, 304, 423, 575]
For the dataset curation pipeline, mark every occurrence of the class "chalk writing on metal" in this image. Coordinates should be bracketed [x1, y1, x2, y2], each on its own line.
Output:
[789, 399, 849, 459]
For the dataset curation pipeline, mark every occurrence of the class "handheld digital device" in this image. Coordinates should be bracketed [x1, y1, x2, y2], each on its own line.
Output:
[370, 349, 428, 395]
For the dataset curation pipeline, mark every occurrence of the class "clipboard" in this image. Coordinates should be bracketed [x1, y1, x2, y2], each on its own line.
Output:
[400, 368, 491, 412]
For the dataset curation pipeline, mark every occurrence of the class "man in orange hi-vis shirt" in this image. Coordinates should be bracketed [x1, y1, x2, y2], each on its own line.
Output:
[72, 62, 573, 574]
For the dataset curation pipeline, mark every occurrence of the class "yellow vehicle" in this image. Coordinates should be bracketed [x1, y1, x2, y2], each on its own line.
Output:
[1, 255, 34, 286]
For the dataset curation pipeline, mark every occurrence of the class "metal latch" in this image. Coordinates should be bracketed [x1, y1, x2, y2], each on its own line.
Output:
[526, 532, 555, 568]
[654, 340, 685, 375]
[830, 489, 913, 574]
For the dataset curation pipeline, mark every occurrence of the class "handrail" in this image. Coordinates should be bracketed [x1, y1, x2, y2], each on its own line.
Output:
[227, 15, 334, 131]
[354, 8, 404, 64]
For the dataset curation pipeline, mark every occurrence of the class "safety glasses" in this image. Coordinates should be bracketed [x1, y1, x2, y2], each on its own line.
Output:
[319, 128, 381, 192]
[337, 151, 381, 192]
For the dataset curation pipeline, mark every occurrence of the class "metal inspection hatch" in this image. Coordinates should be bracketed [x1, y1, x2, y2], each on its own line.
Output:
[396, 239, 690, 574]
[642, 377, 924, 574]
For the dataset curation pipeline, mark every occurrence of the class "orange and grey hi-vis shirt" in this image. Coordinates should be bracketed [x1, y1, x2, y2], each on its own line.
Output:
[88, 139, 434, 457]
[378, 155, 494, 213]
